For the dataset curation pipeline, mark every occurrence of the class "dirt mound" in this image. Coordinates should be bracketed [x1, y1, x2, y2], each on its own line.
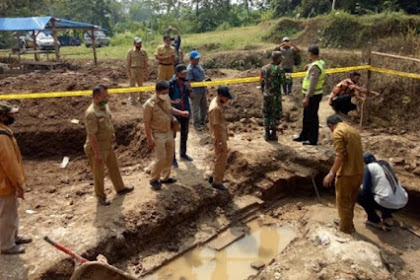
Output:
[256, 223, 393, 280]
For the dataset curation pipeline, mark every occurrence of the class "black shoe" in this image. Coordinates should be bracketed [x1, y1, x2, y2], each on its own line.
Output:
[293, 136, 306, 142]
[161, 178, 177, 184]
[270, 131, 278, 141]
[208, 176, 214, 184]
[264, 134, 271, 141]
[15, 236, 32, 245]
[117, 186, 134, 195]
[172, 159, 179, 168]
[150, 181, 162, 190]
[212, 183, 228, 192]
[302, 141, 317, 146]
[180, 155, 193, 161]
[1, 245, 25, 255]
[98, 198, 111, 206]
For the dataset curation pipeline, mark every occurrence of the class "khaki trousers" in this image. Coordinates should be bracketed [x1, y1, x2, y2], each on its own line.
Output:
[335, 174, 363, 233]
[150, 131, 174, 182]
[129, 67, 145, 102]
[213, 141, 228, 185]
[158, 65, 174, 81]
[0, 193, 19, 251]
[85, 147, 125, 199]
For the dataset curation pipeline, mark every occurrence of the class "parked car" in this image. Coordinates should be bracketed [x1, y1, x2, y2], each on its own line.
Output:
[58, 36, 81, 47]
[20, 32, 60, 50]
[84, 30, 110, 47]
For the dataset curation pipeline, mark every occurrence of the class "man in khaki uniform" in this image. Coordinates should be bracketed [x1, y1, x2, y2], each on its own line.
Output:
[0, 102, 32, 254]
[323, 114, 364, 234]
[144, 81, 189, 190]
[127, 37, 149, 105]
[208, 86, 235, 192]
[155, 35, 176, 81]
[84, 85, 134, 206]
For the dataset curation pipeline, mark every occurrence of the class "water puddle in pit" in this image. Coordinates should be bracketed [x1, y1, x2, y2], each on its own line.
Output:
[144, 220, 296, 280]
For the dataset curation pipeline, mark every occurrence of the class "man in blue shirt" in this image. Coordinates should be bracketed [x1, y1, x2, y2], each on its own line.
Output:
[169, 64, 194, 167]
[186, 50, 207, 130]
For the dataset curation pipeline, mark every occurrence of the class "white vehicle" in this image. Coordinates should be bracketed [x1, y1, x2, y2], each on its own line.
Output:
[84, 30, 110, 48]
[20, 32, 60, 50]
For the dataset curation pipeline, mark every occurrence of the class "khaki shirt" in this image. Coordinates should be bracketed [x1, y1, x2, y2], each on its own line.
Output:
[209, 97, 228, 142]
[84, 103, 114, 151]
[155, 44, 176, 65]
[144, 95, 172, 133]
[0, 124, 25, 196]
[127, 48, 148, 68]
[332, 122, 364, 176]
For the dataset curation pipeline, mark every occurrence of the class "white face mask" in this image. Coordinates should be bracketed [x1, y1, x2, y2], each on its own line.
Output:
[158, 94, 170, 102]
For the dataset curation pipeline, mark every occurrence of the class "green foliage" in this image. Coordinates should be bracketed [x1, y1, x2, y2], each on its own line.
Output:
[297, 0, 332, 17]
[320, 11, 420, 48]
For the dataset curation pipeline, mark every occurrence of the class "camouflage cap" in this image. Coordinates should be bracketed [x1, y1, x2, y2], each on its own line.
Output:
[0, 102, 19, 114]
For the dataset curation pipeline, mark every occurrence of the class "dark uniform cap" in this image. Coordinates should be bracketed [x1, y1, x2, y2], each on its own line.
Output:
[175, 64, 187, 73]
[217, 86, 235, 100]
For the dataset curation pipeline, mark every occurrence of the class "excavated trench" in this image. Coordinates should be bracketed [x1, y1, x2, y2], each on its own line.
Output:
[16, 121, 420, 280]
[13, 111, 420, 280]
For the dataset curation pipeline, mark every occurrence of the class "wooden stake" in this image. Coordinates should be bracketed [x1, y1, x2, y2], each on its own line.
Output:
[32, 31, 39, 61]
[91, 28, 98, 66]
[51, 19, 60, 61]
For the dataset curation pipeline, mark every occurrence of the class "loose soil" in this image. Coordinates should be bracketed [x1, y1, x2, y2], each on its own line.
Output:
[0, 58, 419, 280]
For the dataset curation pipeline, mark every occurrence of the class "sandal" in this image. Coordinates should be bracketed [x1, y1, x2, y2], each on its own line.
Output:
[365, 220, 391, 232]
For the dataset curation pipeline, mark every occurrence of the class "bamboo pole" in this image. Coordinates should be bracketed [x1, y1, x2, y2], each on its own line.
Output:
[371, 51, 420, 63]
[360, 43, 372, 128]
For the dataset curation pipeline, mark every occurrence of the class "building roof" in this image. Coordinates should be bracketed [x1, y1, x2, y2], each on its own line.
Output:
[0, 17, 97, 32]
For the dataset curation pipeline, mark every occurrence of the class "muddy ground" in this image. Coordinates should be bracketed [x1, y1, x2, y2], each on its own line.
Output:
[0, 58, 419, 280]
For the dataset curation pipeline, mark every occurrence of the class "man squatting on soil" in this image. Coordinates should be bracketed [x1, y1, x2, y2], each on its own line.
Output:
[0, 102, 32, 254]
[84, 85, 134, 206]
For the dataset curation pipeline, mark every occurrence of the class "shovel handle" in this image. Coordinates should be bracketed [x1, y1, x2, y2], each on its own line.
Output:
[44, 236, 89, 264]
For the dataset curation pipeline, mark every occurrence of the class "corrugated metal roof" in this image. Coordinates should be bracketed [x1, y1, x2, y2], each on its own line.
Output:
[0, 17, 96, 32]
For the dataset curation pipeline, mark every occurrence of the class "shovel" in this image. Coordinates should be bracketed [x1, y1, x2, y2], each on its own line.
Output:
[43, 236, 89, 264]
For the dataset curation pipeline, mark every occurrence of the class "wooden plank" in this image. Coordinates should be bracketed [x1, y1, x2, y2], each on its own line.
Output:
[21, 61, 62, 66]
[206, 226, 246, 251]
[372, 51, 420, 63]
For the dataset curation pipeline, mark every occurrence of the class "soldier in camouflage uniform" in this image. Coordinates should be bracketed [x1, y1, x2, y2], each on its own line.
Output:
[260, 51, 286, 141]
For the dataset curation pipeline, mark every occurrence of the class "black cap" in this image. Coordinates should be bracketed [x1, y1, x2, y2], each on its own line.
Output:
[217, 86, 235, 100]
[175, 64, 187, 73]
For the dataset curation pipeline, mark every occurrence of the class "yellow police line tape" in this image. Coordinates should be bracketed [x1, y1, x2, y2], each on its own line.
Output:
[0, 65, 417, 100]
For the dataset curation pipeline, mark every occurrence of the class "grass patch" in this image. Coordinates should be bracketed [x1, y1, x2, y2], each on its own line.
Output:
[180, 24, 272, 54]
